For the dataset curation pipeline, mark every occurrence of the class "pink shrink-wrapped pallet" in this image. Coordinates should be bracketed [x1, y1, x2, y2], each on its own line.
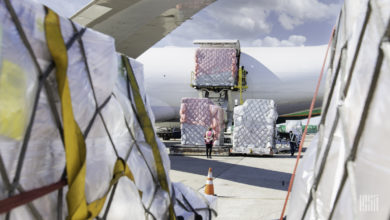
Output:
[194, 48, 237, 86]
[180, 98, 224, 146]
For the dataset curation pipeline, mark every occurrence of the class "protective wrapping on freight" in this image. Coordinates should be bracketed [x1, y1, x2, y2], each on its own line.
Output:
[287, 0, 390, 219]
[0, 0, 217, 219]
[180, 98, 224, 146]
[285, 120, 302, 144]
[173, 183, 217, 220]
[287, 134, 319, 219]
[285, 120, 302, 136]
[275, 139, 290, 153]
[232, 99, 277, 155]
[193, 48, 237, 86]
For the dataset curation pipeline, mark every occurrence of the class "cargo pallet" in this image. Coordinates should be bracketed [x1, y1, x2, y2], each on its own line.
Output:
[190, 40, 248, 145]
[169, 145, 232, 156]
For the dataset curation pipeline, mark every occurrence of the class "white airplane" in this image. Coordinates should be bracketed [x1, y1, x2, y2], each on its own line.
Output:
[37, 0, 327, 124]
[137, 45, 327, 122]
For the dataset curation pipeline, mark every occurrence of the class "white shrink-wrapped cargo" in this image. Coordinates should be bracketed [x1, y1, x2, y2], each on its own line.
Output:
[180, 98, 224, 146]
[288, 0, 390, 219]
[173, 183, 217, 220]
[232, 99, 278, 155]
[285, 120, 302, 135]
[275, 139, 290, 153]
[193, 48, 237, 87]
[0, 0, 217, 219]
[285, 120, 302, 144]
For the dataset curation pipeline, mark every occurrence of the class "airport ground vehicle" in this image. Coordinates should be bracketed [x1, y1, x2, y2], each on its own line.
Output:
[157, 127, 181, 140]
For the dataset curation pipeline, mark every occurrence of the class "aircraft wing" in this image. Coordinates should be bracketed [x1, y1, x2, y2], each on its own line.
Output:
[71, 0, 215, 58]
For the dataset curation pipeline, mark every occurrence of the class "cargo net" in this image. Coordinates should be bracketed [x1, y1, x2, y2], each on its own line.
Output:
[180, 98, 224, 146]
[288, 1, 390, 219]
[233, 99, 278, 155]
[0, 0, 216, 219]
[194, 48, 237, 87]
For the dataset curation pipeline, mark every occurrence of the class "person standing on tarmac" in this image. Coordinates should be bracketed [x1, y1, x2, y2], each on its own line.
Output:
[289, 131, 297, 156]
[204, 128, 215, 159]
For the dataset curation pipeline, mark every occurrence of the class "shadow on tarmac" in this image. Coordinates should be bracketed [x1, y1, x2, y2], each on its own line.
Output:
[228, 154, 303, 159]
[169, 155, 291, 191]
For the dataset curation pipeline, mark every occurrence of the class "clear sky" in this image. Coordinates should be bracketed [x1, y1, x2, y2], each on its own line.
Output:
[154, 0, 344, 47]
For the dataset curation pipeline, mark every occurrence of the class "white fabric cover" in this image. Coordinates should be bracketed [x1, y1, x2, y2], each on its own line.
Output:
[0, 0, 217, 219]
[173, 182, 217, 220]
[232, 99, 278, 155]
[288, 0, 390, 219]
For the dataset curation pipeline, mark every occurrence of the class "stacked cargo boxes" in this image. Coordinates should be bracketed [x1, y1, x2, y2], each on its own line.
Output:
[0, 0, 216, 219]
[193, 48, 237, 86]
[232, 99, 278, 155]
[180, 98, 224, 146]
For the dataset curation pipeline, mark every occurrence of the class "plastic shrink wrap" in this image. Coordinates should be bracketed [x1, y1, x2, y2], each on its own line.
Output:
[285, 120, 302, 135]
[0, 0, 217, 219]
[173, 183, 217, 220]
[287, 0, 390, 219]
[232, 99, 278, 155]
[275, 139, 290, 153]
[180, 98, 224, 146]
[194, 48, 237, 87]
[285, 120, 302, 144]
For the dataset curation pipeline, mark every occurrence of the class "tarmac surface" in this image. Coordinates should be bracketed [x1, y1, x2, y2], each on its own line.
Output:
[165, 134, 315, 220]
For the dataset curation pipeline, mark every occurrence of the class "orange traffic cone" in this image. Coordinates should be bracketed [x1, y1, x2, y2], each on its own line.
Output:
[204, 168, 214, 195]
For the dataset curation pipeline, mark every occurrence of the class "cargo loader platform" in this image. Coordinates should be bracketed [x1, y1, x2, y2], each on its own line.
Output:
[169, 144, 232, 156]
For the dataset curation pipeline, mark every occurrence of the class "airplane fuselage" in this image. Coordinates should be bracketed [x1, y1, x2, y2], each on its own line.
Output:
[137, 45, 327, 122]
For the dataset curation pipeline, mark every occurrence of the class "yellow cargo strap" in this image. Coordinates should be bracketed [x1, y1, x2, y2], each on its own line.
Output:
[87, 158, 136, 218]
[45, 9, 137, 219]
[122, 55, 176, 219]
[45, 9, 89, 219]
